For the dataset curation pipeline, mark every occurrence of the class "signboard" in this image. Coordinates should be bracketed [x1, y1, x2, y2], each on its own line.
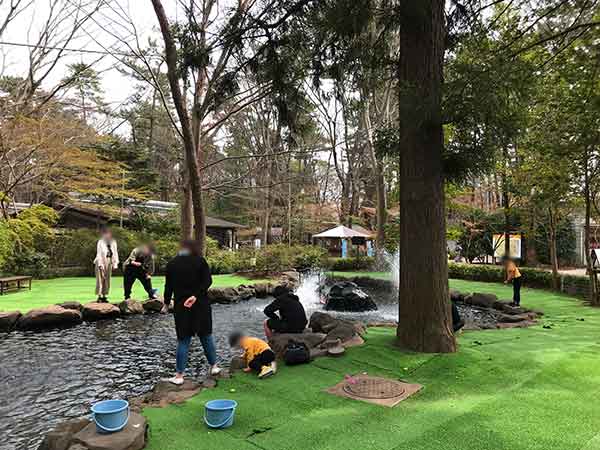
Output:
[493, 234, 522, 259]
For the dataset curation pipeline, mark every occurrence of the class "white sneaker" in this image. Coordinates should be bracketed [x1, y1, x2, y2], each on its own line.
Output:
[209, 365, 222, 376]
[167, 376, 184, 386]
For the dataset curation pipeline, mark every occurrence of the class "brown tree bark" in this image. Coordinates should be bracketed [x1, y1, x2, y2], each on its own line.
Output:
[502, 148, 511, 258]
[396, 0, 456, 353]
[181, 175, 194, 240]
[362, 98, 387, 251]
[583, 148, 598, 304]
[152, 0, 207, 254]
[525, 210, 538, 266]
[548, 207, 560, 290]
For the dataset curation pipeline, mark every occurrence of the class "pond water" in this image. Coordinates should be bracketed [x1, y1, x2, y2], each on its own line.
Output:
[0, 274, 490, 450]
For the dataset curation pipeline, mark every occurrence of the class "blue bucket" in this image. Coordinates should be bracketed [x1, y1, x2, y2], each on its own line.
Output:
[91, 399, 130, 434]
[204, 399, 237, 429]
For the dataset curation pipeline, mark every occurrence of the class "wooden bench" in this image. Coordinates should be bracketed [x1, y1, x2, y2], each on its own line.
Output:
[0, 276, 32, 295]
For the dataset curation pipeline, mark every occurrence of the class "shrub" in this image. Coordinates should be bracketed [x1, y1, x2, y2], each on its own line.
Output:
[253, 244, 327, 272]
[153, 239, 179, 273]
[327, 256, 376, 271]
[50, 229, 98, 273]
[5, 250, 50, 278]
[447, 262, 554, 289]
[0, 221, 15, 272]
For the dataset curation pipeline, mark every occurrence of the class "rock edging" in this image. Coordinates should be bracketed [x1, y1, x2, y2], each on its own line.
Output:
[1, 274, 298, 333]
[451, 289, 542, 329]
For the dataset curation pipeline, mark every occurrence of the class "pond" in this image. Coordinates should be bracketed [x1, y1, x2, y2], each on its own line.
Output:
[0, 274, 489, 450]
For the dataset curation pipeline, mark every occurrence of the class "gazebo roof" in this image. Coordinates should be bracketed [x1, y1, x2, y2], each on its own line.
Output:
[313, 225, 372, 239]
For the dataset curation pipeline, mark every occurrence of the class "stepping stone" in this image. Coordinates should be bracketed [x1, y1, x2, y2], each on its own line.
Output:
[81, 303, 120, 321]
[0, 311, 21, 332]
[17, 306, 82, 330]
[72, 412, 146, 450]
[118, 299, 144, 315]
[142, 298, 164, 313]
[38, 418, 90, 450]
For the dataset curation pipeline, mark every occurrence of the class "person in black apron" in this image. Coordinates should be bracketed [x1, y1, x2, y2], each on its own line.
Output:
[163, 240, 221, 385]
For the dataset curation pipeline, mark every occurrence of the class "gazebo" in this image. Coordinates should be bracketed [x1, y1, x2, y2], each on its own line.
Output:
[312, 225, 374, 258]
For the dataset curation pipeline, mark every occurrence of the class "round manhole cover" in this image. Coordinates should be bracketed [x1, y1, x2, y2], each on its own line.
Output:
[342, 377, 406, 399]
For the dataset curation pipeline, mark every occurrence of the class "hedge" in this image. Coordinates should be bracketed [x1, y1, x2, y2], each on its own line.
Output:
[327, 257, 376, 272]
[448, 262, 592, 300]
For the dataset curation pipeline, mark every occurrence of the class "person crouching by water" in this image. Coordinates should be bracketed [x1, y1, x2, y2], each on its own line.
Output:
[93, 227, 119, 303]
[503, 256, 523, 306]
[263, 285, 307, 339]
[229, 331, 276, 379]
[164, 240, 222, 385]
[123, 243, 158, 300]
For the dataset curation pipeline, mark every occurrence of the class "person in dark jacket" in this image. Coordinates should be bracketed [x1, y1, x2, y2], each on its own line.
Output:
[263, 285, 308, 339]
[163, 240, 221, 385]
[123, 243, 157, 300]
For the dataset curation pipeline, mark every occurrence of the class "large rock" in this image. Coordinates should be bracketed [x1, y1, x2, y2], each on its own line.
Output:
[465, 292, 498, 309]
[253, 283, 273, 298]
[207, 287, 239, 304]
[57, 302, 83, 311]
[37, 418, 90, 450]
[236, 285, 255, 300]
[17, 306, 82, 330]
[269, 332, 327, 357]
[81, 303, 120, 321]
[130, 380, 201, 410]
[141, 298, 164, 313]
[72, 412, 146, 450]
[281, 270, 300, 282]
[0, 311, 21, 332]
[309, 312, 361, 342]
[325, 282, 377, 312]
[498, 313, 533, 323]
[118, 299, 144, 315]
[450, 289, 465, 302]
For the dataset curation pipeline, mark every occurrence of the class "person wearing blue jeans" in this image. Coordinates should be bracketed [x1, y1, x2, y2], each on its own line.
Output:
[163, 240, 222, 385]
[176, 334, 218, 374]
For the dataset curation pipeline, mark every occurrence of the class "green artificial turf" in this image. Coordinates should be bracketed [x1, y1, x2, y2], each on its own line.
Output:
[0, 274, 269, 312]
[329, 270, 391, 279]
[143, 279, 600, 450]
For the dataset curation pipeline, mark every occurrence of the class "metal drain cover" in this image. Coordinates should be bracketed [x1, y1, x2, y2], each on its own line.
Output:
[342, 377, 406, 399]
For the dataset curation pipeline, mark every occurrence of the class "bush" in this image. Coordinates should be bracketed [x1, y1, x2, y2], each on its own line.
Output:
[5, 250, 50, 278]
[327, 256, 376, 271]
[253, 244, 327, 272]
[447, 262, 554, 289]
[0, 221, 14, 271]
[153, 239, 180, 273]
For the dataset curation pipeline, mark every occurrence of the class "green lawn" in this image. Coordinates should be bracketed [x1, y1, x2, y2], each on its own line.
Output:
[329, 270, 391, 279]
[0, 274, 269, 312]
[143, 279, 600, 450]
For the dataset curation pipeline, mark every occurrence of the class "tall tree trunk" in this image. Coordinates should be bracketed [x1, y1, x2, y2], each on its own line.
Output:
[397, 0, 456, 353]
[152, 0, 207, 254]
[181, 179, 193, 240]
[502, 148, 511, 258]
[548, 208, 560, 290]
[525, 209, 538, 265]
[584, 149, 598, 304]
[362, 94, 387, 251]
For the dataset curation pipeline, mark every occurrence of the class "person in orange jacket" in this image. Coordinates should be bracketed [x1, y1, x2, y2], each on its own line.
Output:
[229, 331, 276, 379]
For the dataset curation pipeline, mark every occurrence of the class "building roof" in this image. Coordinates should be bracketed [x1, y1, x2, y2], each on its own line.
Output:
[205, 216, 247, 229]
[350, 224, 375, 237]
[313, 225, 373, 239]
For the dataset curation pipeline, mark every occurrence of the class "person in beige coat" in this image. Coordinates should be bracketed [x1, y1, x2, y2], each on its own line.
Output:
[94, 227, 119, 302]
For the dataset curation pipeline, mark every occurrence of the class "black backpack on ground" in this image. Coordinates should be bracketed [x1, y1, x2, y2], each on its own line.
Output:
[283, 340, 311, 366]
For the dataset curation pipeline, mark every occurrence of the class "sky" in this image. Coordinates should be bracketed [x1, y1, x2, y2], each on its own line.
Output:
[0, 0, 178, 112]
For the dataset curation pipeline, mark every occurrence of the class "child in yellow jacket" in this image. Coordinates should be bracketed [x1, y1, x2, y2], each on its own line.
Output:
[229, 332, 276, 379]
